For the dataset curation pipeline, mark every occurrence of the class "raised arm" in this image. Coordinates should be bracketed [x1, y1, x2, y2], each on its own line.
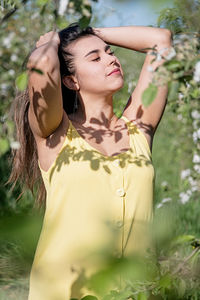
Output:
[93, 26, 173, 135]
[27, 31, 64, 139]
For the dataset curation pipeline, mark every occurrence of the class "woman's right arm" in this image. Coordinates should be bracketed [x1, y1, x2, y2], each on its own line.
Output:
[27, 31, 64, 138]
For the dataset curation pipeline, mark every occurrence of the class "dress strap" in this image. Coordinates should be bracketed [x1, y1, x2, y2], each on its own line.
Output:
[120, 115, 152, 155]
[120, 115, 139, 134]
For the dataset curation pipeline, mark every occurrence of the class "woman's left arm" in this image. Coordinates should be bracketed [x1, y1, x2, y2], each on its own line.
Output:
[94, 26, 173, 136]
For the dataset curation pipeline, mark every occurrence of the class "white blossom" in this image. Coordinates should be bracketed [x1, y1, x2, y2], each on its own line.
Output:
[58, 0, 69, 16]
[161, 181, 169, 188]
[178, 93, 184, 100]
[177, 114, 183, 121]
[193, 61, 200, 82]
[31, 12, 40, 19]
[191, 110, 200, 120]
[179, 190, 191, 204]
[179, 34, 189, 40]
[10, 54, 17, 62]
[181, 168, 191, 180]
[191, 186, 199, 192]
[192, 120, 199, 130]
[188, 176, 198, 187]
[194, 164, 200, 174]
[156, 203, 163, 209]
[156, 53, 162, 62]
[193, 153, 200, 163]
[165, 47, 176, 60]
[8, 69, 15, 76]
[20, 26, 26, 33]
[1, 83, 9, 90]
[193, 131, 198, 143]
[2, 32, 15, 48]
[10, 141, 20, 150]
[48, 15, 54, 20]
[196, 128, 200, 138]
[161, 197, 172, 204]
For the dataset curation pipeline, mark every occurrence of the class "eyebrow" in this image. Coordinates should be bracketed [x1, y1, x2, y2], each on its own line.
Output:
[84, 44, 111, 57]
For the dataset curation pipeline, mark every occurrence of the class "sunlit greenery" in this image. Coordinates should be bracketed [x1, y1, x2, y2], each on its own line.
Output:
[0, 0, 199, 299]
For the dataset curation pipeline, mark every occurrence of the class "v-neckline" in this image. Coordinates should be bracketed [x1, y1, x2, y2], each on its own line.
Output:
[68, 116, 132, 158]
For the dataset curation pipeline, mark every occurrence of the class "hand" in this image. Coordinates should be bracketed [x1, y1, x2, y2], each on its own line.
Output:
[36, 31, 60, 48]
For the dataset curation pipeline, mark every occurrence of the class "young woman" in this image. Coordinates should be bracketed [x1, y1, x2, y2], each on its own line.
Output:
[10, 23, 172, 299]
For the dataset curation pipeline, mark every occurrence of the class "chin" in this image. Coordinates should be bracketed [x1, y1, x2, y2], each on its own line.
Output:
[112, 79, 124, 92]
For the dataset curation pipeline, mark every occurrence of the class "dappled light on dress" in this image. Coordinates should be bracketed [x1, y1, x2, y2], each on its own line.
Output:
[28, 116, 155, 300]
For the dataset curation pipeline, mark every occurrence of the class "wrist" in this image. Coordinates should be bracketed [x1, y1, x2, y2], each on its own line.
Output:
[93, 27, 105, 40]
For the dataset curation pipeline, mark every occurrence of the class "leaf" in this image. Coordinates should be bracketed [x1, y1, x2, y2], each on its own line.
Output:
[178, 279, 186, 298]
[79, 16, 91, 29]
[142, 83, 158, 107]
[55, 17, 69, 30]
[171, 234, 195, 246]
[31, 67, 44, 75]
[15, 71, 28, 91]
[191, 88, 200, 99]
[168, 80, 179, 101]
[81, 296, 98, 300]
[137, 291, 148, 300]
[0, 138, 10, 156]
[159, 274, 171, 289]
[36, 0, 49, 6]
[166, 60, 182, 71]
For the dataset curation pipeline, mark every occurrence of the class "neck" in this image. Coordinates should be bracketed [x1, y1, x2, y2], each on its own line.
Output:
[70, 93, 116, 128]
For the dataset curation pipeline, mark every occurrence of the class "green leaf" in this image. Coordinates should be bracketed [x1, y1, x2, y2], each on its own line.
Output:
[142, 83, 158, 107]
[159, 274, 171, 289]
[168, 80, 179, 101]
[166, 60, 182, 71]
[15, 71, 28, 91]
[171, 234, 195, 246]
[137, 291, 148, 300]
[79, 16, 91, 29]
[173, 70, 185, 79]
[0, 138, 10, 156]
[178, 279, 186, 298]
[36, 0, 49, 6]
[55, 16, 69, 30]
[190, 88, 200, 98]
[81, 296, 98, 300]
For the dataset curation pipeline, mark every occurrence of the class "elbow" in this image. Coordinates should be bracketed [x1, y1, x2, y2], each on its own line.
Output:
[159, 28, 173, 45]
[27, 52, 49, 70]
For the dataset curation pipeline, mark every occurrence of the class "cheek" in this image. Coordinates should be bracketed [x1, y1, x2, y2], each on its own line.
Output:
[77, 63, 106, 84]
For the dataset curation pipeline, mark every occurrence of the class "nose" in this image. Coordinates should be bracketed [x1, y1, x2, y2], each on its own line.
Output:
[106, 53, 118, 66]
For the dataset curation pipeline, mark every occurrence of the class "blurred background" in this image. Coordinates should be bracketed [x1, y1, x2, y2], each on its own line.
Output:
[0, 0, 200, 299]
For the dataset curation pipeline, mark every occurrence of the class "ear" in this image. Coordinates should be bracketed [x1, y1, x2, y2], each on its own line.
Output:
[62, 75, 79, 91]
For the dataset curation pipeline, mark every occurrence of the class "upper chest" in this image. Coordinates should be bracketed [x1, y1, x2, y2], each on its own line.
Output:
[36, 115, 153, 172]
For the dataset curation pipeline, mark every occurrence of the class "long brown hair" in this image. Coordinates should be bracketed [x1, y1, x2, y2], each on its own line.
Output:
[8, 23, 97, 207]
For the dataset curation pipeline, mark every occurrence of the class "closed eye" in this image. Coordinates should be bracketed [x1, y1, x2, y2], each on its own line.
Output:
[92, 51, 115, 62]
[92, 57, 100, 61]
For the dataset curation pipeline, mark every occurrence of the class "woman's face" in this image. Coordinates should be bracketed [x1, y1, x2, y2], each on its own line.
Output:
[69, 35, 124, 96]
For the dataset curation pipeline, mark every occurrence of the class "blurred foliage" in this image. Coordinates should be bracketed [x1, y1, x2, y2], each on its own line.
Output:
[0, 0, 200, 299]
[157, 0, 200, 34]
[68, 207, 200, 300]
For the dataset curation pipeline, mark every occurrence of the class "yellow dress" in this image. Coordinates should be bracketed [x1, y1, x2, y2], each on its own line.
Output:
[28, 115, 155, 300]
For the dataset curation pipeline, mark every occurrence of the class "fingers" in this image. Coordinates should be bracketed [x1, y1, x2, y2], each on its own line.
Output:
[36, 31, 60, 48]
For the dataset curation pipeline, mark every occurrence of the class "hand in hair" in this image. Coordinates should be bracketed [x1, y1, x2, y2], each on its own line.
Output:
[36, 31, 60, 49]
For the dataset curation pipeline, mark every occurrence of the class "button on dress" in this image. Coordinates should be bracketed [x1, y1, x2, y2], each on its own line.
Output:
[28, 115, 155, 300]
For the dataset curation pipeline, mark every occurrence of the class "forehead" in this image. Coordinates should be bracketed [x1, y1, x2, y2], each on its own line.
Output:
[69, 35, 108, 57]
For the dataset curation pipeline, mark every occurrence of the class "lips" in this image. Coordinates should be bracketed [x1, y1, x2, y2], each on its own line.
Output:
[107, 68, 121, 76]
